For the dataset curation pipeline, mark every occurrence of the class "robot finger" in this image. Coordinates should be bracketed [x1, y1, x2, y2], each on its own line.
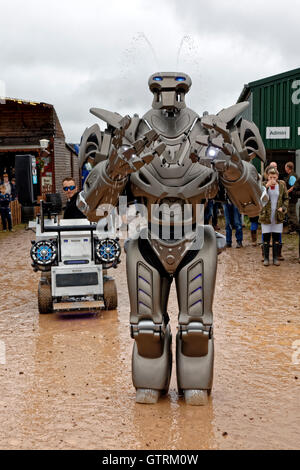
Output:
[112, 116, 132, 148]
[152, 142, 166, 156]
[189, 139, 207, 162]
[195, 135, 210, 147]
[222, 142, 235, 156]
[128, 155, 152, 173]
[122, 146, 137, 160]
[141, 153, 155, 165]
[118, 115, 132, 131]
[201, 116, 231, 144]
[212, 122, 231, 144]
[223, 143, 240, 162]
[131, 130, 159, 155]
[210, 135, 226, 149]
[144, 129, 159, 146]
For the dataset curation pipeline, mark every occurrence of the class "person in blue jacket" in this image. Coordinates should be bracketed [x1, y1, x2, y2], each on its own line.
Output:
[284, 162, 298, 233]
[0, 185, 13, 231]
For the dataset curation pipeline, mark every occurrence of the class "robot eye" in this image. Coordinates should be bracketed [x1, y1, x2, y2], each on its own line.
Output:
[175, 77, 186, 82]
[153, 76, 163, 81]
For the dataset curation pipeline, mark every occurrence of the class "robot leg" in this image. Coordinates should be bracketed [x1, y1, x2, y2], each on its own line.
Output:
[175, 225, 217, 405]
[126, 238, 172, 404]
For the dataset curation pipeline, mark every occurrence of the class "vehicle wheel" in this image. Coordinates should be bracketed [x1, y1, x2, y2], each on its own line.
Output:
[103, 279, 118, 310]
[38, 280, 53, 314]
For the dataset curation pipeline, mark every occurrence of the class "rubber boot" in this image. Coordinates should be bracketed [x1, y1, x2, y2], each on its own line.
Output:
[261, 244, 264, 262]
[251, 230, 257, 246]
[278, 243, 284, 261]
[272, 242, 280, 266]
[263, 242, 270, 266]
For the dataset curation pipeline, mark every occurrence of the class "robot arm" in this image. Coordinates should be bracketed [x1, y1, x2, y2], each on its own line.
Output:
[211, 138, 267, 217]
[190, 109, 267, 217]
[76, 160, 128, 222]
[218, 157, 268, 217]
[77, 116, 165, 221]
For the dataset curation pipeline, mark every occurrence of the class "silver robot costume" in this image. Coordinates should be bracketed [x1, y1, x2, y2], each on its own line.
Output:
[77, 72, 267, 405]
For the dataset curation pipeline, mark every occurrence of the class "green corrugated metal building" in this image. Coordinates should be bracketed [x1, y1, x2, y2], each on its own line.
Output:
[237, 67, 300, 177]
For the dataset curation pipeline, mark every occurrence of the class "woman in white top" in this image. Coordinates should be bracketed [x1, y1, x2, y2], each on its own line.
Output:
[259, 168, 289, 266]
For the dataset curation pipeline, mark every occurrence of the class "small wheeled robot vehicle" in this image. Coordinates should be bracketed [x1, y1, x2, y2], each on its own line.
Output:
[29, 197, 121, 314]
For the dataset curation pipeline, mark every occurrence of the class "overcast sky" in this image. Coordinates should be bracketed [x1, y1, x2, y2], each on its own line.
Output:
[1, 0, 299, 142]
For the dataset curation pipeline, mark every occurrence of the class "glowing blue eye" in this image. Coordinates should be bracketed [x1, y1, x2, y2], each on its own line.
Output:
[153, 76, 163, 81]
[175, 77, 186, 82]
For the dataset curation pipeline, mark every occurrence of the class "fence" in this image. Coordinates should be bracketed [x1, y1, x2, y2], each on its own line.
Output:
[0, 199, 22, 230]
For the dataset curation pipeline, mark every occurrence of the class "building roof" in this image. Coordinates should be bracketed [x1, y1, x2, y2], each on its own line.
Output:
[0, 97, 65, 141]
[66, 143, 78, 155]
[1, 97, 53, 108]
[237, 66, 300, 103]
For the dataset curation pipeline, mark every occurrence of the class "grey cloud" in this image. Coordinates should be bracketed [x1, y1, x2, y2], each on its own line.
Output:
[1, 0, 299, 141]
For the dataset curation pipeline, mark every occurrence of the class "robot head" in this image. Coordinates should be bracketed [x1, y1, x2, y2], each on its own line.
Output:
[148, 72, 192, 111]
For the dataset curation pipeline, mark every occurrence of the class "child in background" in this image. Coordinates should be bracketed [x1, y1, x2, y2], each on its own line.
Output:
[0, 185, 13, 232]
[259, 168, 288, 266]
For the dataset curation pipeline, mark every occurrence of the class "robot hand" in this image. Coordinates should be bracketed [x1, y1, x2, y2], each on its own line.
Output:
[190, 116, 244, 182]
[213, 142, 244, 182]
[107, 121, 166, 180]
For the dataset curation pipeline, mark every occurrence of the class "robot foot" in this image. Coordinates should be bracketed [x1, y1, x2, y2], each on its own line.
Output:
[184, 389, 208, 406]
[136, 388, 160, 404]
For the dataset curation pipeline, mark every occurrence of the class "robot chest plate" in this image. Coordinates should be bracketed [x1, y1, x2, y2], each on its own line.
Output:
[130, 143, 217, 202]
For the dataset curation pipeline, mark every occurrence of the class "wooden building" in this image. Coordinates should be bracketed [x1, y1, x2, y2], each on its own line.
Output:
[0, 98, 80, 202]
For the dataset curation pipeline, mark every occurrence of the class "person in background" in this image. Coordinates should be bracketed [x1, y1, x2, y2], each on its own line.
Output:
[291, 176, 300, 262]
[261, 161, 286, 259]
[204, 199, 213, 225]
[204, 199, 221, 230]
[251, 162, 277, 248]
[0, 185, 13, 232]
[263, 161, 277, 181]
[259, 167, 288, 266]
[2, 173, 11, 196]
[284, 161, 298, 234]
[212, 201, 221, 230]
[81, 161, 93, 186]
[250, 216, 259, 246]
[10, 177, 17, 201]
[222, 199, 243, 248]
[62, 178, 85, 219]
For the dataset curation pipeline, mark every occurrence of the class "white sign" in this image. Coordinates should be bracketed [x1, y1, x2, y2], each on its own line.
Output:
[266, 127, 290, 139]
[298, 127, 300, 136]
[42, 176, 52, 186]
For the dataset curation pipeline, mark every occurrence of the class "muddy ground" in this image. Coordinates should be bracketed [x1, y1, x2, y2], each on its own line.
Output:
[0, 226, 299, 450]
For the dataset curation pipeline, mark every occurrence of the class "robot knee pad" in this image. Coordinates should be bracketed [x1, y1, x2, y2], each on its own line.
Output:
[131, 321, 172, 392]
[176, 322, 214, 392]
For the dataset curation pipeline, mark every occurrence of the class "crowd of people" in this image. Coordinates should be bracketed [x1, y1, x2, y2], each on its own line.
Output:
[205, 161, 300, 265]
[0, 172, 17, 232]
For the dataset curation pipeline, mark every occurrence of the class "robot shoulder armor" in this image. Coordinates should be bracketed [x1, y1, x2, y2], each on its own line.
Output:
[79, 123, 103, 168]
[236, 118, 266, 162]
[90, 108, 141, 143]
[90, 108, 123, 128]
[216, 102, 249, 124]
